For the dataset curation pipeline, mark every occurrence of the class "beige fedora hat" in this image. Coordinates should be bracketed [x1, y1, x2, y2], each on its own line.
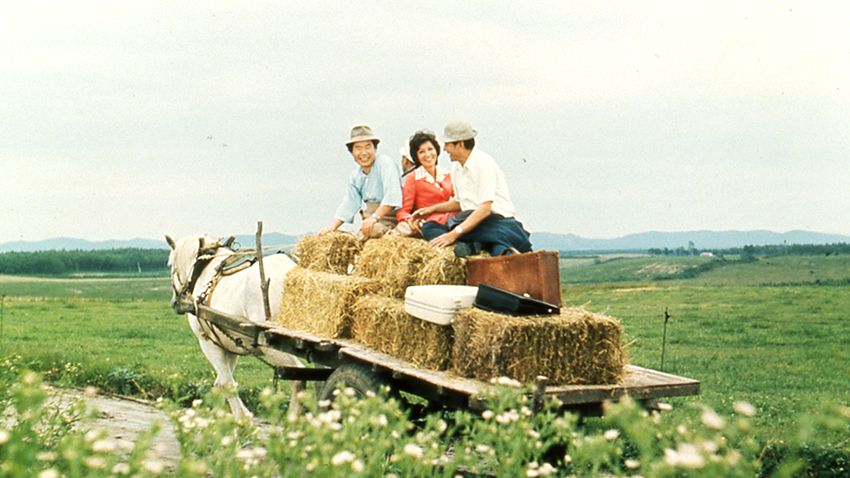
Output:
[346, 125, 381, 145]
[442, 120, 477, 142]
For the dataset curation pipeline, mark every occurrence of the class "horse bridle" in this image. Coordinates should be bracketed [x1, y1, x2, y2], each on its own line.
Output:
[171, 238, 221, 315]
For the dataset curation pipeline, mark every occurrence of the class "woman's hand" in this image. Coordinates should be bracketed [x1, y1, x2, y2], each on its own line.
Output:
[411, 206, 433, 222]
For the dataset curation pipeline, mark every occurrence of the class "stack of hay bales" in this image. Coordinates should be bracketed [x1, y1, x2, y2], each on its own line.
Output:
[347, 236, 464, 369]
[275, 233, 627, 384]
[293, 231, 361, 274]
[274, 232, 375, 338]
[451, 307, 626, 385]
[353, 236, 466, 297]
[350, 295, 453, 370]
[275, 268, 379, 338]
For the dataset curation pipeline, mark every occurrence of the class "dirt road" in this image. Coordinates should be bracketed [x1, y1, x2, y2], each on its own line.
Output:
[53, 387, 182, 468]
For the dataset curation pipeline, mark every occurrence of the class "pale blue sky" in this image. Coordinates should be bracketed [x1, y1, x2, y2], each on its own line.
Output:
[2, 1, 848, 243]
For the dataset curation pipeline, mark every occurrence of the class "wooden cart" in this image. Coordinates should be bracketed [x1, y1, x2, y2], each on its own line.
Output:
[194, 303, 699, 416]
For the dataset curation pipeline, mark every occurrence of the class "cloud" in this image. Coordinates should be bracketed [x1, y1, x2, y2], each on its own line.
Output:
[1, 1, 849, 242]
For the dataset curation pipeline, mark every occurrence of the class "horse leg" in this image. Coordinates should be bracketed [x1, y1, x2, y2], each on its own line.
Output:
[191, 321, 253, 421]
[201, 339, 252, 420]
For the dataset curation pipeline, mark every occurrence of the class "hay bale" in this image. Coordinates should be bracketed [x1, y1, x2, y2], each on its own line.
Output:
[350, 295, 453, 371]
[274, 268, 379, 338]
[452, 307, 626, 385]
[294, 231, 362, 275]
[354, 236, 466, 297]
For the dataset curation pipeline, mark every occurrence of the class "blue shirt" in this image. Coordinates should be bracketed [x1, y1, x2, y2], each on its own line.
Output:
[334, 154, 403, 223]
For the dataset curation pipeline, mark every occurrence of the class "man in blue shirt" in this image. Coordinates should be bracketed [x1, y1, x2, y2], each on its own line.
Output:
[318, 125, 402, 240]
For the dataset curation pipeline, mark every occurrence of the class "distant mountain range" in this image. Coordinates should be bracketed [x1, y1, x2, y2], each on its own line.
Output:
[2, 230, 849, 253]
[0, 233, 302, 253]
[530, 230, 850, 252]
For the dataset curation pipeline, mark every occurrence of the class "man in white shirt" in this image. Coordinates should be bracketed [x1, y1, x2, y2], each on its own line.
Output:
[413, 120, 532, 257]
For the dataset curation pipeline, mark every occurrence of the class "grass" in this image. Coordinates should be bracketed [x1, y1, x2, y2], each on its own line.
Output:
[1, 254, 849, 447]
[561, 254, 850, 443]
[0, 275, 275, 406]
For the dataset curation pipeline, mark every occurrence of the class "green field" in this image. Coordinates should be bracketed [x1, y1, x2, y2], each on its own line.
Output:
[1, 253, 849, 445]
[562, 254, 850, 442]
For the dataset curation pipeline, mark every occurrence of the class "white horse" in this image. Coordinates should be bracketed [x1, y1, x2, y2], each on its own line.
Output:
[166, 234, 304, 421]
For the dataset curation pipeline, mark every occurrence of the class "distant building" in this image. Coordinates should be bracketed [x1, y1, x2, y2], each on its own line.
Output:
[700, 252, 714, 257]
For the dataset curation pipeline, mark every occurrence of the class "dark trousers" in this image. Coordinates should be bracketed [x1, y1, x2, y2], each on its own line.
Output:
[421, 211, 533, 256]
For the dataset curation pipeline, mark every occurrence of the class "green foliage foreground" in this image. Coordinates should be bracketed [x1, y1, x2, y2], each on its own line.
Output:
[2, 360, 849, 477]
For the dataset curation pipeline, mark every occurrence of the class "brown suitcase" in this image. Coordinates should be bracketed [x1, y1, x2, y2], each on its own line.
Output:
[465, 250, 562, 307]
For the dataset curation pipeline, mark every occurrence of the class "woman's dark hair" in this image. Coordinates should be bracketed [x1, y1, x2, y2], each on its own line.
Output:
[346, 139, 379, 153]
[408, 132, 441, 168]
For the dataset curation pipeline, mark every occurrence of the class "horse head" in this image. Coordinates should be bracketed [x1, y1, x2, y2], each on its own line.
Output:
[165, 234, 219, 314]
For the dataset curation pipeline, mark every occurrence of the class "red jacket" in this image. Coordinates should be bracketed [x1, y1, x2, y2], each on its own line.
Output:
[396, 167, 457, 225]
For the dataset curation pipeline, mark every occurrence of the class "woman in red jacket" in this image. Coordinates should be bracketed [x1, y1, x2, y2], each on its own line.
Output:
[393, 129, 457, 240]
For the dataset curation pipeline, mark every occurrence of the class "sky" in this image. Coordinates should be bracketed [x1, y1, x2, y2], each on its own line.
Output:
[2, 1, 848, 244]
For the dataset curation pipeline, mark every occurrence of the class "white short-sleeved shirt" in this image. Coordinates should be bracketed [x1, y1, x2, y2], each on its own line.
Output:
[451, 148, 515, 218]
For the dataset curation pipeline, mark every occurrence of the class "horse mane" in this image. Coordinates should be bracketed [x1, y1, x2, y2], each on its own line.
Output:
[169, 235, 219, 284]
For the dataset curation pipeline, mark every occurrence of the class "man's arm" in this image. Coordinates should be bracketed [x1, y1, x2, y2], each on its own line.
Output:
[317, 218, 345, 236]
[360, 204, 395, 237]
[429, 200, 492, 248]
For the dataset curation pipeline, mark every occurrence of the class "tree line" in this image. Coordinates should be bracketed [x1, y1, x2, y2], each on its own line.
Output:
[0, 249, 169, 275]
[649, 242, 850, 257]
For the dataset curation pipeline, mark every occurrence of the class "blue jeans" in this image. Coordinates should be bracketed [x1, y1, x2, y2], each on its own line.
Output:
[420, 211, 533, 256]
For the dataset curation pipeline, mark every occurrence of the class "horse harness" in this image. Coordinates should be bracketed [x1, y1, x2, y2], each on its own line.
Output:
[174, 237, 260, 315]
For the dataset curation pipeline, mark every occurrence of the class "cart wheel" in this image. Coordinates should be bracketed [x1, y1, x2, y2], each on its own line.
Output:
[317, 362, 391, 407]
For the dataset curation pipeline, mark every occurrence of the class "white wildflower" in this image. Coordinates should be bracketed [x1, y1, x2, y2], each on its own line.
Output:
[236, 448, 253, 461]
[404, 443, 424, 459]
[700, 410, 725, 430]
[476, 444, 491, 454]
[317, 399, 332, 408]
[143, 459, 166, 474]
[538, 462, 556, 476]
[221, 435, 233, 446]
[352, 459, 364, 472]
[625, 459, 640, 469]
[38, 469, 60, 478]
[677, 425, 687, 435]
[664, 443, 704, 469]
[92, 439, 117, 453]
[701, 440, 719, 453]
[84, 456, 107, 469]
[604, 429, 620, 441]
[481, 410, 494, 420]
[733, 401, 756, 417]
[332, 451, 356, 466]
[84, 386, 98, 397]
[112, 462, 131, 474]
[37, 452, 57, 462]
